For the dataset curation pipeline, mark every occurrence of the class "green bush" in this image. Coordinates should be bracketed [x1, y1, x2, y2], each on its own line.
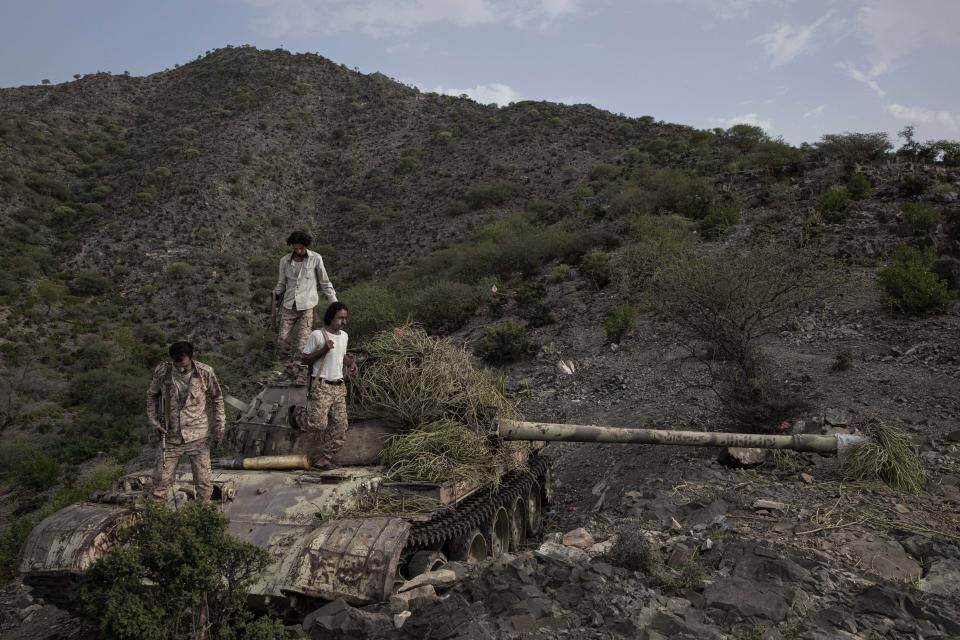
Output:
[68, 271, 111, 296]
[819, 187, 850, 223]
[878, 246, 952, 315]
[815, 132, 891, 163]
[341, 284, 403, 339]
[10, 451, 60, 492]
[168, 261, 194, 278]
[605, 304, 637, 343]
[25, 173, 70, 200]
[67, 368, 144, 416]
[898, 174, 927, 197]
[0, 517, 36, 582]
[407, 280, 480, 334]
[80, 501, 284, 640]
[699, 200, 738, 239]
[515, 283, 554, 328]
[902, 202, 943, 233]
[639, 169, 714, 219]
[617, 215, 696, 291]
[581, 250, 614, 289]
[463, 181, 517, 209]
[475, 322, 533, 365]
[847, 174, 871, 200]
[931, 257, 960, 291]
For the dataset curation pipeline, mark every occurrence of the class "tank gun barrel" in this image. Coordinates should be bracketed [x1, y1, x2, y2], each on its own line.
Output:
[498, 420, 864, 455]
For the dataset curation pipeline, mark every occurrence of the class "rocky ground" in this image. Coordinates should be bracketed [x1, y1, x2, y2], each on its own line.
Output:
[4, 281, 960, 639]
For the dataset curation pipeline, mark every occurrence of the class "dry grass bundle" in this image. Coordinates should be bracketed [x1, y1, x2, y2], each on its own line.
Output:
[841, 419, 926, 493]
[351, 325, 519, 432]
[380, 420, 526, 488]
[344, 485, 450, 518]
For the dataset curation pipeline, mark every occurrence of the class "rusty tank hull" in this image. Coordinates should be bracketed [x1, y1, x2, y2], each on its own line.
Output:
[19, 382, 859, 610]
[18, 381, 553, 612]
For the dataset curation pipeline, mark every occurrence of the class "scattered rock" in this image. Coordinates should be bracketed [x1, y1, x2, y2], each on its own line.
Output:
[721, 447, 767, 467]
[536, 541, 590, 564]
[302, 599, 392, 640]
[389, 584, 439, 612]
[397, 569, 458, 594]
[920, 558, 960, 597]
[704, 576, 795, 623]
[848, 538, 922, 582]
[393, 610, 411, 629]
[562, 527, 595, 549]
[800, 472, 814, 484]
[752, 499, 787, 511]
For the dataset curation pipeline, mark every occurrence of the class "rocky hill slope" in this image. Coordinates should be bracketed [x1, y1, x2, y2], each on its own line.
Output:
[2, 46, 960, 639]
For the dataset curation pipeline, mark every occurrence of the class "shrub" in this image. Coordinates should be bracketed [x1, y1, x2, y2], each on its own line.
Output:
[81, 203, 105, 216]
[609, 187, 649, 218]
[515, 283, 554, 328]
[847, 173, 871, 200]
[408, 280, 480, 334]
[878, 246, 952, 315]
[67, 368, 144, 416]
[605, 304, 637, 343]
[617, 215, 696, 291]
[475, 322, 533, 365]
[819, 187, 850, 223]
[25, 173, 70, 200]
[80, 501, 284, 640]
[699, 200, 738, 239]
[581, 250, 614, 289]
[10, 451, 60, 492]
[901, 202, 943, 233]
[931, 257, 960, 291]
[68, 271, 111, 296]
[639, 168, 714, 219]
[815, 132, 891, 163]
[463, 181, 517, 209]
[650, 244, 835, 378]
[341, 284, 403, 339]
[899, 174, 927, 197]
[0, 517, 35, 582]
[168, 261, 194, 278]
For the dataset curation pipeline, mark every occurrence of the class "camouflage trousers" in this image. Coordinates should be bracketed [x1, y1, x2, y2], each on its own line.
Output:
[152, 437, 212, 501]
[305, 382, 349, 466]
[278, 306, 314, 372]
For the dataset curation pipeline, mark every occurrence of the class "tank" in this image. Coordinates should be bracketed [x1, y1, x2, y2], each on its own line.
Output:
[17, 381, 862, 612]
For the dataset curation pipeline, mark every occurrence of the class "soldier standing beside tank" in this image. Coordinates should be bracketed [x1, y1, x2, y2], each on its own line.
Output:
[301, 302, 357, 470]
[146, 341, 225, 501]
[273, 230, 337, 383]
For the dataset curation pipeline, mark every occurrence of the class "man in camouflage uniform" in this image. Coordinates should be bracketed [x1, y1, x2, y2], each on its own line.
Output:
[146, 341, 225, 501]
[301, 302, 356, 470]
[273, 230, 337, 382]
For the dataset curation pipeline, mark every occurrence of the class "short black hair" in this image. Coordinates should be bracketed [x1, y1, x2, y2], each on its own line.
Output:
[169, 341, 194, 360]
[323, 302, 348, 325]
[286, 230, 312, 247]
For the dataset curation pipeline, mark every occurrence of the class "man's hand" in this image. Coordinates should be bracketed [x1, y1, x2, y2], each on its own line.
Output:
[153, 424, 166, 436]
[325, 338, 335, 351]
[345, 354, 358, 376]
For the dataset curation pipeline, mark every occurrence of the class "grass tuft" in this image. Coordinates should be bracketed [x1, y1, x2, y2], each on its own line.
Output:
[841, 419, 926, 493]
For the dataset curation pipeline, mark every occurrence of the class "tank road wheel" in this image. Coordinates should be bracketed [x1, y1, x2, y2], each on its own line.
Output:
[526, 481, 544, 538]
[485, 506, 511, 558]
[407, 550, 448, 577]
[449, 528, 488, 564]
[508, 495, 527, 550]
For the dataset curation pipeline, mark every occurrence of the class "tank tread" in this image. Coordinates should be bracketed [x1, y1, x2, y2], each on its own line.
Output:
[406, 455, 550, 550]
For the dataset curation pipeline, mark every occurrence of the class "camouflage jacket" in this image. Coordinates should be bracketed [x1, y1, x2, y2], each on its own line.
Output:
[146, 360, 225, 443]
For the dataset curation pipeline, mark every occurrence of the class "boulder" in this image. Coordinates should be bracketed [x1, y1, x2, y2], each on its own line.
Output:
[537, 541, 590, 564]
[722, 447, 767, 467]
[389, 584, 440, 612]
[397, 568, 458, 593]
[703, 576, 794, 622]
[303, 599, 392, 639]
[848, 538, 921, 582]
[919, 558, 960, 597]
[562, 527, 595, 549]
[752, 499, 787, 512]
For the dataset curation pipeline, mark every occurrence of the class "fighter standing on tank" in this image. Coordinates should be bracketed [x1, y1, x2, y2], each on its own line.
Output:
[273, 230, 337, 382]
[301, 302, 357, 470]
[146, 341, 226, 501]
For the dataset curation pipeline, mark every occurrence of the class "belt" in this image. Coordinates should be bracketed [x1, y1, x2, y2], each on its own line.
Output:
[322, 379, 344, 385]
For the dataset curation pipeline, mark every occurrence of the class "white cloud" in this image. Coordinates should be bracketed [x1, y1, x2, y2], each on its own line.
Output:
[753, 12, 832, 67]
[244, 0, 579, 36]
[684, 0, 794, 20]
[802, 105, 825, 119]
[884, 103, 958, 131]
[710, 113, 773, 130]
[836, 61, 886, 97]
[857, 0, 960, 68]
[432, 82, 521, 106]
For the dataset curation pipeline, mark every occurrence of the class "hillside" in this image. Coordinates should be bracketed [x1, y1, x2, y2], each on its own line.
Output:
[2, 46, 960, 639]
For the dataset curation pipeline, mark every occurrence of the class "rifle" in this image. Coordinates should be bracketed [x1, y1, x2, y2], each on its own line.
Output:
[270, 292, 278, 328]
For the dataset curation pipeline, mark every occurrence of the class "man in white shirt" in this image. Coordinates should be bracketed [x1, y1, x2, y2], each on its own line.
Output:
[273, 230, 337, 381]
[301, 302, 357, 470]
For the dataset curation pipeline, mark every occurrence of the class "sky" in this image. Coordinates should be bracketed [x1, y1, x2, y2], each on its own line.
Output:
[1, 0, 958, 146]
